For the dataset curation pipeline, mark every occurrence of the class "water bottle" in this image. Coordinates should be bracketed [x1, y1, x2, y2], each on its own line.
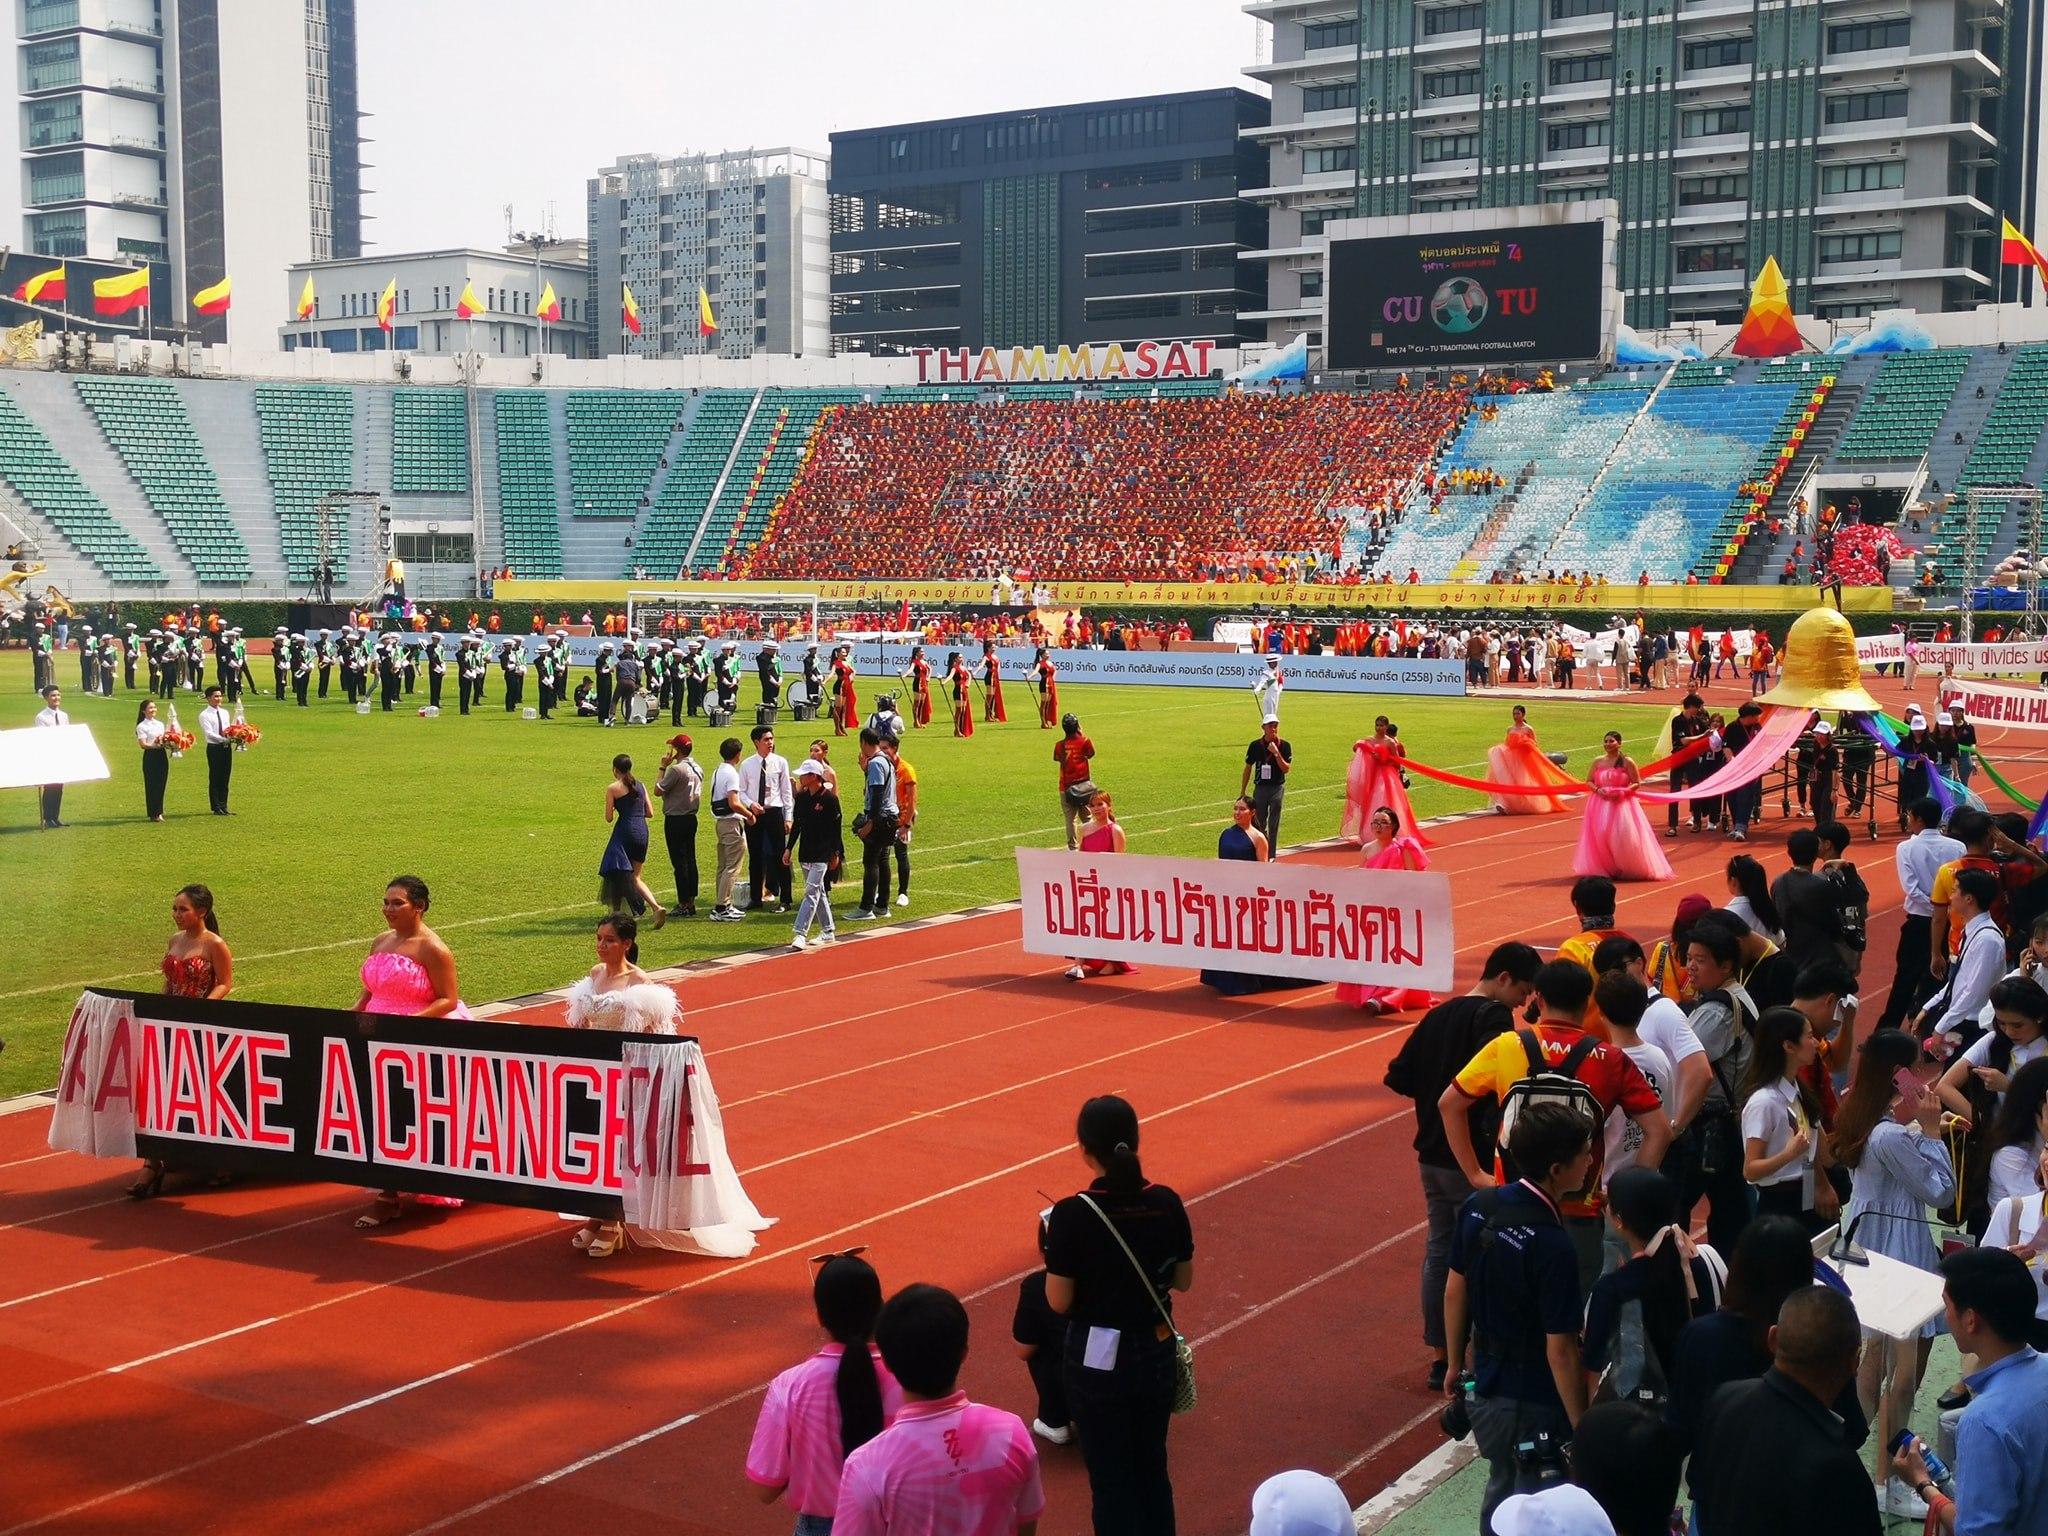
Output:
[1890, 1430, 1952, 1489]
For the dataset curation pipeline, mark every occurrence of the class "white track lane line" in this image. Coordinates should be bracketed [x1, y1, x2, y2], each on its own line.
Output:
[0, 1208, 343, 1311]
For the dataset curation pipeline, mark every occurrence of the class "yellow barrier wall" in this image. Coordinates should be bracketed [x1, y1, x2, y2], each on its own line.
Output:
[497, 578, 1891, 616]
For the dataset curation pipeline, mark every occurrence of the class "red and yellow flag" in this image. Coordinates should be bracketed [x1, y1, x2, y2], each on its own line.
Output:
[537, 282, 561, 323]
[697, 285, 717, 337]
[622, 282, 641, 336]
[375, 278, 396, 332]
[456, 279, 486, 320]
[2000, 217, 2048, 281]
[92, 267, 150, 316]
[295, 274, 316, 319]
[192, 275, 232, 316]
[13, 264, 65, 304]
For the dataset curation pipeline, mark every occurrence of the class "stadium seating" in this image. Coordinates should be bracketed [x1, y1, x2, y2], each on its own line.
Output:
[0, 386, 162, 584]
[740, 391, 1467, 581]
[699, 389, 864, 570]
[1957, 344, 2048, 491]
[253, 384, 355, 584]
[391, 388, 470, 494]
[74, 377, 252, 583]
[1835, 348, 1972, 460]
[633, 390, 752, 579]
[564, 390, 684, 516]
[1545, 381, 1800, 582]
[492, 391, 564, 578]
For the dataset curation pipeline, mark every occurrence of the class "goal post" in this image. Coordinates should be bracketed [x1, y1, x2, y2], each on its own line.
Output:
[625, 589, 821, 643]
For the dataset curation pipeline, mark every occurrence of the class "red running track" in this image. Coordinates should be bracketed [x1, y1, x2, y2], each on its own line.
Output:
[0, 802, 1920, 1536]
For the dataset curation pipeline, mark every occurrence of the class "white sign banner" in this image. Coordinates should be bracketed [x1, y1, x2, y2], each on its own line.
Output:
[0, 722, 111, 791]
[1939, 676, 2048, 732]
[1015, 848, 1455, 988]
[1854, 634, 1906, 665]
[1911, 639, 2048, 674]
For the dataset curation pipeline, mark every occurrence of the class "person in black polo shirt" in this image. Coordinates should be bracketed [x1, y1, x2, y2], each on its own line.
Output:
[1667, 693, 1711, 837]
[1045, 1094, 1194, 1536]
[1444, 1101, 1594, 1532]
[1239, 716, 1292, 859]
[1384, 941, 1543, 1391]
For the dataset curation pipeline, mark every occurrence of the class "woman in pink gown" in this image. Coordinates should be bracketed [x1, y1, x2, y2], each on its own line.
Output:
[1574, 732, 1673, 883]
[1486, 706, 1574, 815]
[1335, 807, 1440, 1016]
[354, 874, 471, 1229]
[1064, 790, 1137, 981]
[1341, 716, 1427, 846]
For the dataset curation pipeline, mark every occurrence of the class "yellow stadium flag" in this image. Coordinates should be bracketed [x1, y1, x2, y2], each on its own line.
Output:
[698, 285, 717, 337]
[376, 278, 396, 332]
[192, 275, 232, 316]
[92, 266, 151, 316]
[537, 282, 561, 323]
[456, 280, 486, 320]
[296, 274, 316, 319]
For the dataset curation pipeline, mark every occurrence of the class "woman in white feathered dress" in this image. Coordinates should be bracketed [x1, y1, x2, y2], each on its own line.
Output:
[565, 913, 680, 1257]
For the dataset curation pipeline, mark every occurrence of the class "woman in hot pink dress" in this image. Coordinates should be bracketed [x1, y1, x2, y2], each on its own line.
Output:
[353, 874, 470, 1229]
[1486, 706, 1574, 815]
[1065, 790, 1137, 981]
[1341, 716, 1427, 846]
[1574, 732, 1673, 883]
[1336, 807, 1439, 1016]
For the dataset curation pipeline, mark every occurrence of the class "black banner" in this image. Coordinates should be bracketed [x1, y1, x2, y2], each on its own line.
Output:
[52, 991, 702, 1218]
[1325, 220, 1606, 370]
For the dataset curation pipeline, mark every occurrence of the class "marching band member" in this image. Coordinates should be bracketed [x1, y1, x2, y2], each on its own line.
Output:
[316, 628, 335, 697]
[715, 639, 742, 717]
[801, 642, 823, 717]
[756, 637, 783, 710]
[1252, 656, 1285, 722]
[594, 641, 616, 723]
[378, 634, 403, 711]
[685, 637, 711, 717]
[290, 634, 312, 706]
[271, 626, 289, 700]
[121, 623, 139, 690]
[425, 632, 446, 710]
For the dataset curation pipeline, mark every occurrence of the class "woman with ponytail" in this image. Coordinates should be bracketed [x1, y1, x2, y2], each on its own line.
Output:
[746, 1253, 901, 1534]
[1045, 1094, 1194, 1536]
[130, 884, 234, 1198]
[1581, 1167, 1724, 1401]
[563, 913, 679, 1258]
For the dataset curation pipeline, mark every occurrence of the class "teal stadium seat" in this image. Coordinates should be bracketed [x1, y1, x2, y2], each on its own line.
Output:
[75, 377, 253, 584]
[565, 390, 683, 517]
[0, 388, 162, 584]
[1957, 345, 2048, 492]
[1835, 349, 1972, 461]
[633, 390, 752, 578]
[391, 388, 470, 494]
[492, 391, 564, 578]
[704, 388, 863, 570]
[253, 384, 355, 584]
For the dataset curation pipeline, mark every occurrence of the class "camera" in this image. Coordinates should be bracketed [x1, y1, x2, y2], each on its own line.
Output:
[1515, 1429, 1571, 1488]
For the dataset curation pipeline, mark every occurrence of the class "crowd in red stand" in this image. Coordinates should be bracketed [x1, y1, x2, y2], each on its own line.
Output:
[736, 392, 1470, 582]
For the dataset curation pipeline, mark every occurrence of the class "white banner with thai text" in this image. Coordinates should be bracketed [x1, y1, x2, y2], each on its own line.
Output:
[1938, 677, 2048, 731]
[1015, 848, 1455, 988]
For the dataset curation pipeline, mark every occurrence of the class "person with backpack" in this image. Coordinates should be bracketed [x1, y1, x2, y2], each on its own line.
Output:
[1580, 1166, 1725, 1407]
[1439, 960, 1671, 1294]
[1442, 1101, 1596, 1531]
[1676, 916, 1758, 1255]
[1915, 868, 2010, 1060]
[1817, 821, 1870, 979]
[1771, 828, 1846, 975]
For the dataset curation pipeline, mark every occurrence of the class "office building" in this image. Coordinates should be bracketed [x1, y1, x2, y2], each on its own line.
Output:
[279, 242, 592, 357]
[585, 147, 830, 359]
[827, 89, 1270, 357]
[1243, 0, 2045, 339]
[17, 0, 362, 345]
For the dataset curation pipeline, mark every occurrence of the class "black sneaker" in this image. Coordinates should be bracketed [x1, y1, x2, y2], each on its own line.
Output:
[1427, 1360, 1448, 1393]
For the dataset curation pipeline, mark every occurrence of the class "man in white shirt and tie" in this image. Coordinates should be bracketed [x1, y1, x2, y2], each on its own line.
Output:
[740, 722, 794, 912]
[1880, 795, 1966, 1031]
[199, 685, 234, 815]
[1916, 867, 2007, 1058]
[33, 684, 66, 827]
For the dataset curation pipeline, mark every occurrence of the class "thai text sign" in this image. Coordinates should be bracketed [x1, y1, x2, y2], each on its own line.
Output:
[1015, 848, 1455, 989]
[48, 990, 718, 1220]
[1939, 677, 2048, 732]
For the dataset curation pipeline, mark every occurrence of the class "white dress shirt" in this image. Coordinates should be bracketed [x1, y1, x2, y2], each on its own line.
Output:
[135, 718, 166, 748]
[1896, 829, 1965, 918]
[34, 706, 67, 728]
[200, 705, 231, 746]
[1928, 911, 2007, 1039]
[740, 751, 793, 822]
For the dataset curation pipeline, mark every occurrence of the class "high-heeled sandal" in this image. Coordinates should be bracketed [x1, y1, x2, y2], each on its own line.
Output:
[354, 1193, 404, 1229]
[651, 906, 668, 930]
[586, 1223, 630, 1259]
[571, 1222, 600, 1251]
[127, 1161, 166, 1200]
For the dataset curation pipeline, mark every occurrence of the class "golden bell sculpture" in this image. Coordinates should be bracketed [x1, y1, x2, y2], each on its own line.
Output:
[1756, 606, 1883, 714]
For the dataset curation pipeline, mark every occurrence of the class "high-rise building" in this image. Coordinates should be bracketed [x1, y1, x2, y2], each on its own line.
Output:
[1243, 0, 2046, 342]
[827, 90, 1271, 358]
[585, 147, 830, 359]
[15, 0, 362, 345]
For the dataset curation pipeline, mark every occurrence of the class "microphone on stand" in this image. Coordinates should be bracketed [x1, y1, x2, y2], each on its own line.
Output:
[1826, 1208, 1942, 1267]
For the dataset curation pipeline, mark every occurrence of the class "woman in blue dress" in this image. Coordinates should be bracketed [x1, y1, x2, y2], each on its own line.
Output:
[600, 752, 668, 927]
[1200, 798, 1302, 996]
[1834, 1027, 1955, 1511]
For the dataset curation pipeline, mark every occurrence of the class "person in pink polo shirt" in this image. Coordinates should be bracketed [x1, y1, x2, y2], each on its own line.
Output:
[748, 1253, 905, 1535]
[833, 1284, 1046, 1536]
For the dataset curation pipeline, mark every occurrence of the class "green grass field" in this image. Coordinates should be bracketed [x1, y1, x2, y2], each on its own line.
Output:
[0, 651, 1670, 1096]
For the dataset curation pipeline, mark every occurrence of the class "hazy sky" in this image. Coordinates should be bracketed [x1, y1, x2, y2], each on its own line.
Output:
[359, 0, 1264, 250]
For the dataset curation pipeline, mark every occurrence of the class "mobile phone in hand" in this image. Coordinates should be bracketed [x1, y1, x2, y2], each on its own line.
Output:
[1893, 1067, 1925, 1107]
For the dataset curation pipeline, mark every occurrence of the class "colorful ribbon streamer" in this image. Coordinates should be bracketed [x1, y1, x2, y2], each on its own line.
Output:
[1398, 731, 1718, 802]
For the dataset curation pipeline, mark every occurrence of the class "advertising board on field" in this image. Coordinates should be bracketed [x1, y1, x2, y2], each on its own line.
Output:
[850, 643, 1465, 697]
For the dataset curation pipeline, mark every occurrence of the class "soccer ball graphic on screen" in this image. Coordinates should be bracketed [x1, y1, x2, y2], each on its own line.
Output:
[1430, 277, 1489, 333]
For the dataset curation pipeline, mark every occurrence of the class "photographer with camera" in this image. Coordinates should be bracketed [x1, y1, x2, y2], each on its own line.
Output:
[1442, 1100, 1595, 1533]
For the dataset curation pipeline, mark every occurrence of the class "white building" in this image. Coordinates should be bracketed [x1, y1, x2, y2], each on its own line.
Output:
[16, 0, 361, 345]
[586, 147, 831, 358]
[279, 242, 593, 358]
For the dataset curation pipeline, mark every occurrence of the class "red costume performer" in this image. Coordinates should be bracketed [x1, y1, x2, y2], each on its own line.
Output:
[950, 656, 974, 737]
[831, 652, 858, 736]
[1035, 653, 1058, 727]
[910, 652, 932, 728]
[981, 647, 1007, 723]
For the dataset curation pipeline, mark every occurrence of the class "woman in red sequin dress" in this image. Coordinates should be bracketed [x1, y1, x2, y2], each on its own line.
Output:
[129, 884, 234, 1198]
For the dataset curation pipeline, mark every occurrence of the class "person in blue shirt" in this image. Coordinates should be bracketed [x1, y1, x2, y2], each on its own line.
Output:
[1893, 1247, 2048, 1536]
[1443, 1100, 1593, 1533]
